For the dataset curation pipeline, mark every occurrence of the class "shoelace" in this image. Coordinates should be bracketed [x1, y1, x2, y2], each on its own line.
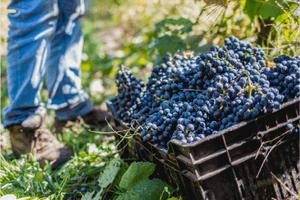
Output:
[32, 129, 54, 151]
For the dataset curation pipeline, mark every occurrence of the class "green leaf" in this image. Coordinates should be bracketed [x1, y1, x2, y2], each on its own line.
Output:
[152, 35, 186, 55]
[242, 0, 297, 21]
[119, 162, 155, 190]
[260, 0, 285, 20]
[243, 0, 262, 21]
[98, 159, 122, 189]
[116, 179, 173, 200]
[81, 192, 95, 200]
[113, 162, 129, 186]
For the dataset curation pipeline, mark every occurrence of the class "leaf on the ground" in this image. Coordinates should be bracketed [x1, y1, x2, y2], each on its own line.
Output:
[113, 161, 129, 186]
[81, 192, 95, 200]
[116, 178, 173, 200]
[84, 159, 123, 200]
[81, 190, 102, 200]
[98, 158, 123, 189]
[119, 162, 155, 190]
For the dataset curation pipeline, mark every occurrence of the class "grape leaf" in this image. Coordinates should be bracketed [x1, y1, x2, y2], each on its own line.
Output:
[98, 158, 123, 189]
[151, 35, 186, 55]
[113, 161, 129, 186]
[260, 0, 286, 20]
[242, 0, 262, 21]
[82, 159, 123, 200]
[116, 179, 173, 200]
[81, 191, 102, 200]
[81, 192, 96, 200]
[242, 0, 298, 21]
[119, 162, 155, 190]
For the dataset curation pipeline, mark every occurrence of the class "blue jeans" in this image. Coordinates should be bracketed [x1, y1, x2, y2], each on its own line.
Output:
[3, 0, 92, 128]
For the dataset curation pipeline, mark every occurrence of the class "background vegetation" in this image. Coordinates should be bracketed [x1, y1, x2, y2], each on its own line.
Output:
[0, 0, 299, 199]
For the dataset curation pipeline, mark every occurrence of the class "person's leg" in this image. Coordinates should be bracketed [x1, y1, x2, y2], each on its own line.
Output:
[45, 0, 93, 121]
[4, 0, 72, 167]
[3, 0, 59, 128]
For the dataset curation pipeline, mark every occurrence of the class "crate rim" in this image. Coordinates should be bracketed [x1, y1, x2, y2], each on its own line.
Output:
[106, 98, 300, 150]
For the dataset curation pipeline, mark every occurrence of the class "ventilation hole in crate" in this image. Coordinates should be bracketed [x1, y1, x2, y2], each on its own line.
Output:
[229, 140, 260, 163]
[286, 109, 297, 120]
[267, 115, 277, 128]
[275, 113, 287, 125]
[192, 137, 225, 161]
[258, 121, 269, 133]
[196, 155, 230, 176]
[225, 125, 256, 145]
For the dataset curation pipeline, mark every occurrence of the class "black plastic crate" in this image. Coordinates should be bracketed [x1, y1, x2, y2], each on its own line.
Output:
[107, 99, 300, 200]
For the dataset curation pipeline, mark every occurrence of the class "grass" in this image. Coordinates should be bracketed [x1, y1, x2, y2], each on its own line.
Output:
[0, 124, 119, 199]
[0, 122, 179, 200]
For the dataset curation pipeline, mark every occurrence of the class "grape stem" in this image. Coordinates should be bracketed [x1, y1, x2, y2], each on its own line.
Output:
[243, 71, 255, 99]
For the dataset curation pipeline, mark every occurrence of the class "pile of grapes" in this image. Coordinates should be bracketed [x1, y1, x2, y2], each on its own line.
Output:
[111, 37, 300, 147]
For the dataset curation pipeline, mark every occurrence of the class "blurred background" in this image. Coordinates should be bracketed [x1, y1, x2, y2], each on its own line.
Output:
[1, 0, 299, 120]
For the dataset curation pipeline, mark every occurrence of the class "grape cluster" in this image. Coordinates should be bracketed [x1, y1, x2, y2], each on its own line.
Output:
[112, 66, 145, 123]
[265, 55, 300, 101]
[112, 37, 299, 147]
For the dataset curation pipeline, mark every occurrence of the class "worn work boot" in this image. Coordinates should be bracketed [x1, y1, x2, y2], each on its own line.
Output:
[9, 125, 72, 168]
[54, 105, 111, 133]
[21, 113, 44, 130]
[82, 105, 111, 126]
